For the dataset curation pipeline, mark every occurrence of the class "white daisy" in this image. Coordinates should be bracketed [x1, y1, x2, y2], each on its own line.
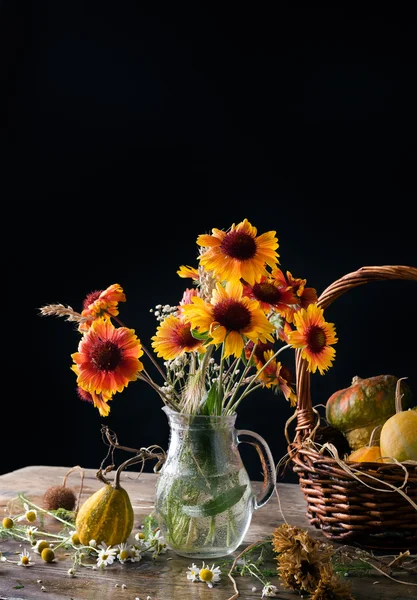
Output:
[132, 532, 148, 551]
[262, 583, 278, 597]
[18, 549, 34, 567]
[26, 526, 38, 540]
[96, 542, 117, 568]
[18, 503, 37, 523]
[129, 546, 142, 562]
[186, 563, 199, 582]
[116, 543, 131, 564]
[145, 530, 167, 557]
[198, 562, 221, 588]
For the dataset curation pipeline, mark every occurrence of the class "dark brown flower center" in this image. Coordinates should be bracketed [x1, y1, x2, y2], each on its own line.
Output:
[306, 326, 326, 354]
[176, 323, 201, 348]
[213, 299, 251, 331]
[252, 282, 283, 304]
[220, 231, 256, 260]
[83, 290, 102, 310]
[90, 340, 122, 371]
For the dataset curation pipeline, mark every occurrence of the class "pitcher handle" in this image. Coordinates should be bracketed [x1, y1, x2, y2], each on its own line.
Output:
[237, 429, 277, 510]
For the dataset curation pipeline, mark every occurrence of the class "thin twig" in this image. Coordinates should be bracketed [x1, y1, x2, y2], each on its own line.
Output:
[226, 540, 264, 600]
[62, 465, 85, 513]
[360, 558, 417, 586]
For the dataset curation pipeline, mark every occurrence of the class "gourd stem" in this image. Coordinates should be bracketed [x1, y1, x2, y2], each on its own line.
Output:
[368, 425, 381, 447]
[395, 377, 408, 414]
[114, 455, 145, 489]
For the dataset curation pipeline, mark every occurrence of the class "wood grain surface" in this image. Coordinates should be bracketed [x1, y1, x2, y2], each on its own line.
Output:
[0, 466, 416, 599]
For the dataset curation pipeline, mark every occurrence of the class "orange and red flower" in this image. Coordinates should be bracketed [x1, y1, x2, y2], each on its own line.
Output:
[151, 314, 205, 360]
[78, 284, 126, 332]
[197, 219, 279, 286]
[272, 268, 318, 312]
[181, 280, 275, 359]
[287, 303, 337, 375]
[255, 349, 297, 406]
[71, 318, 144, 399]
[242, 274, 298, 320]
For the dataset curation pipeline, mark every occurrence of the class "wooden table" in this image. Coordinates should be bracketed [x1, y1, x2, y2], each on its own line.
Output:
[0, 466, 416, 599]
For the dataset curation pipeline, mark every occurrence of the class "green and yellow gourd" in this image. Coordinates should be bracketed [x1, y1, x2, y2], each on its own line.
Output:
[326, 374, 415, 451]
[380, 378, 417, 463]
[75, 465, 134, 547]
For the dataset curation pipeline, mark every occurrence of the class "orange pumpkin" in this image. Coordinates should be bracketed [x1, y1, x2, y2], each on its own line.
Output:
[347, 445, 382, 463]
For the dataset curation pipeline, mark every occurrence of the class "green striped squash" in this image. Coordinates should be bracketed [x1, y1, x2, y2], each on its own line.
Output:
[75, 483, 134, 546]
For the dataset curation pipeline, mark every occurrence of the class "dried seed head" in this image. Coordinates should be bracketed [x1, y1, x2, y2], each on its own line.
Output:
[43, 486, 76, 511]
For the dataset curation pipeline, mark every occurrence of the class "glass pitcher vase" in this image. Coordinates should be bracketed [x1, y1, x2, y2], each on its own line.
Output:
[154, 407, 277, 558]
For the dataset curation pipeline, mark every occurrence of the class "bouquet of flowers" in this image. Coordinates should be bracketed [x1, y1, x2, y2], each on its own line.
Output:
[39, 218, 337, 419]
[39, 218, 338, 557]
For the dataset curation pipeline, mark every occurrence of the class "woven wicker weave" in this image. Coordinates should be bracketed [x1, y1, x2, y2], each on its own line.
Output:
[290, 265, 417, 551]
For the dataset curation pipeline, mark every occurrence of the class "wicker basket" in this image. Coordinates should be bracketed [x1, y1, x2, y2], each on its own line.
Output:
[289, 265, 417, 551]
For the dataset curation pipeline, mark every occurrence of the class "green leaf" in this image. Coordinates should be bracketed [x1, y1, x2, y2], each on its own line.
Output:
[182, 484, 247, 517]
[201, 381, 223, 415]
[191, 328, 212, 341]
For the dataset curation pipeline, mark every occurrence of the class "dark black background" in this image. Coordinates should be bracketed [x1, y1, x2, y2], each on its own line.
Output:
[4, 2, 417, 481]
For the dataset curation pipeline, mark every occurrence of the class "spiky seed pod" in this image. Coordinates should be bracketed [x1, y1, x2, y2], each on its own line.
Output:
[43, 485, 77, 511]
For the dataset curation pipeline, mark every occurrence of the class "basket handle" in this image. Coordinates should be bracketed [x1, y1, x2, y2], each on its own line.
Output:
[294, 265, 417, 440]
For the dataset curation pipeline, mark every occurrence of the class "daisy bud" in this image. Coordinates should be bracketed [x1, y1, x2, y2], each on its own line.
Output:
[2, 517, 14, 529]
[41, 548, 55, 563]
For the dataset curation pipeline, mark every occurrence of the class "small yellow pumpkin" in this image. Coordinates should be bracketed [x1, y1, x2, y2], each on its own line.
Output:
[75, 481, 134, 546]
[347, 445, 382, 463]
[380, 377, 417, 463]
[346, 426, 382, 463]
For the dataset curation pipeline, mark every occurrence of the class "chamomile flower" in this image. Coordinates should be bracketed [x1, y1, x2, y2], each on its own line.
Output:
[198, 562, 221, 588]
[26, 526, 38, 540]
[18, 549, 33, 567]
[129, 546, 142, 562]
[116, 543, 131, 563]
[262, 583, 278, 597]
[186, 563, 199, 582]
[18, 503, 37, 523]
[145, 530, 167, 557]
[96, 542, 117, 568]
[133, 531, 147, 550]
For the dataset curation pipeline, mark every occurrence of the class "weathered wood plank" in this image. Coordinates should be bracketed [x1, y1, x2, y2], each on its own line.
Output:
[0, 466, 416, 599]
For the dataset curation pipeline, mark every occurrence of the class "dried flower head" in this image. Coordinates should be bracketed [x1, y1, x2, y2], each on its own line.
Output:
[272, 524, 335, 593]
[310, 564, 355, 600]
